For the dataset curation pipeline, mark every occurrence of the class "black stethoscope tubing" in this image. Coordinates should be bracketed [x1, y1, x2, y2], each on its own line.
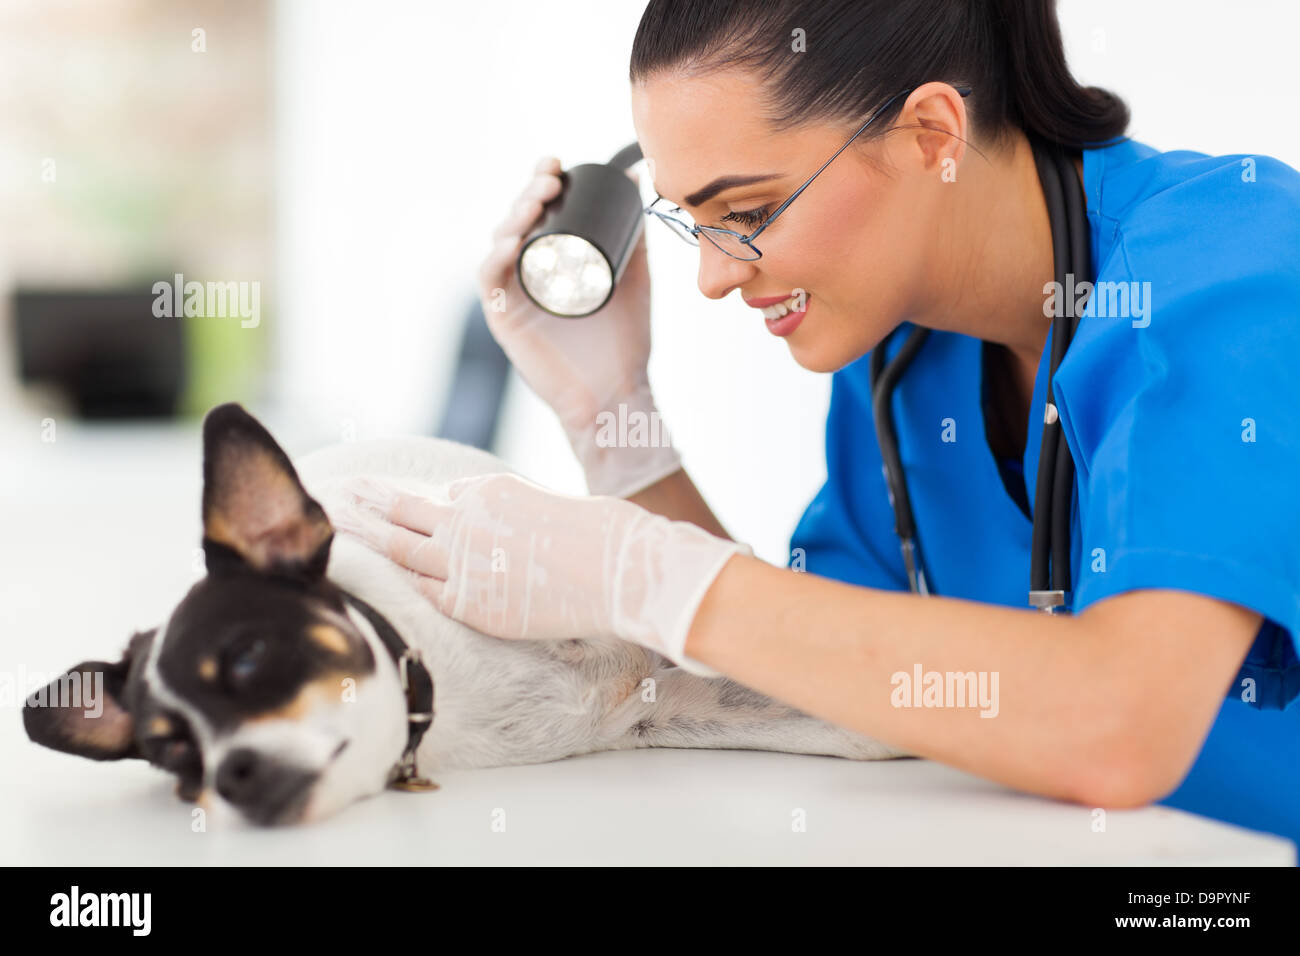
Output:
[869, 139, 1091, 611]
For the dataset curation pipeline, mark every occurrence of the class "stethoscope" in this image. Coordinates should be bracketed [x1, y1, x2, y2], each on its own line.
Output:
[868, 138, 1091, 613]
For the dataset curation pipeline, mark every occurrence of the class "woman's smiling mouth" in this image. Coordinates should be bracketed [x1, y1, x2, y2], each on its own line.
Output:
[744, 292, 810, 336]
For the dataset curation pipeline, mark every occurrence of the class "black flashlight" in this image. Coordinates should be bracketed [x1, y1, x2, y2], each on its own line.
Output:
[516, 142, 644, 318]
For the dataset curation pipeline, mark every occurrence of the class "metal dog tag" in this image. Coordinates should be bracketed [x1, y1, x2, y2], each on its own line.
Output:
[390, 773, 440, 793]
[389, 751, 440, 792]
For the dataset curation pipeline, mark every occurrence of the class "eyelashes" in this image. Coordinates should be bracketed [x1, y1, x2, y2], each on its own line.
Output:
[665, 203, 771, 230]
[720, 206, 770, 228]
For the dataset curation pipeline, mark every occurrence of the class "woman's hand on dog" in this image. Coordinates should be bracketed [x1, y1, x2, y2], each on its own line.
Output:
[334, 473, 751, 676]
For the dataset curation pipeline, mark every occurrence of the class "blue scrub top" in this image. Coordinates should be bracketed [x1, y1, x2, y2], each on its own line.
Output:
[789, 137, 1300, 849]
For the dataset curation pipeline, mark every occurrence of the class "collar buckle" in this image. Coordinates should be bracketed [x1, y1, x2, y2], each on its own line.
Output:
[390, 646, 438, 791]
[338, 589, 440, 794]
[389, 750, 440, 792]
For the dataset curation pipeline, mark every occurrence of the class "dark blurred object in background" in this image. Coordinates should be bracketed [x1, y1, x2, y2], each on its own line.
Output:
[14, 289, 186, 419]
[435, 297, 510, 451]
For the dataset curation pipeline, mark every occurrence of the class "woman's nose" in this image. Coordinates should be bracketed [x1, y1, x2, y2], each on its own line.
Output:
[696, 241, 758, 300]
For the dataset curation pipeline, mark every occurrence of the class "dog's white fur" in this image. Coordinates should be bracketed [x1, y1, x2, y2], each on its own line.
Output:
[229, 437, 904, 822]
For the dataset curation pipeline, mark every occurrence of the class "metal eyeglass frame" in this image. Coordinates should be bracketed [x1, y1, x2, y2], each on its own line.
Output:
[645, 85, 973, 261]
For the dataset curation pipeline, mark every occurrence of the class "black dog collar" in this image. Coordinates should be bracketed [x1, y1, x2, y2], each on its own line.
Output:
[338, 588, 438, 792]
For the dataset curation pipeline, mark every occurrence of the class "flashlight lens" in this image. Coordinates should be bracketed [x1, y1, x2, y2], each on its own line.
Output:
[520, 233, 612, 316]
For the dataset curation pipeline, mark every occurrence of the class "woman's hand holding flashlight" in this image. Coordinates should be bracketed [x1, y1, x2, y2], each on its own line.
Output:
[476, 156, 682, 498]
[334, 472, 752, 676]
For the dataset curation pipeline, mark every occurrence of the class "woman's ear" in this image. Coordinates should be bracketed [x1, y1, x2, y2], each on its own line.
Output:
[901, 81, 970, 177]
[200, 402, 333, 578]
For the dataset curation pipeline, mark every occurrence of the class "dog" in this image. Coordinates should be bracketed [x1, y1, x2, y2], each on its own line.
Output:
[23, 403, 903, 825]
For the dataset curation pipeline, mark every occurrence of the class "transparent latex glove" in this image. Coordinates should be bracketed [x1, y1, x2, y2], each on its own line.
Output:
[477, 156, 682, 498]
[333, 473, 752, 677]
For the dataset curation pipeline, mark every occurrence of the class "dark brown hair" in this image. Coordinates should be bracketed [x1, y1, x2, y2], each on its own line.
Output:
[629, 0, 1129, 149]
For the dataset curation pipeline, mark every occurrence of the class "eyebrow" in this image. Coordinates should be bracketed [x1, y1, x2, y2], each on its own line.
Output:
[683, 173, 786, 208]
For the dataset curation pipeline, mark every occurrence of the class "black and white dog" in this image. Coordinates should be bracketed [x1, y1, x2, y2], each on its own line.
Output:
[24, 403, 902, 825]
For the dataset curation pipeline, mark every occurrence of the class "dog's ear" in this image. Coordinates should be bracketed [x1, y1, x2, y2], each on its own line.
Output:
[201, 402, 333, 578]
[23, 649, 140, 762]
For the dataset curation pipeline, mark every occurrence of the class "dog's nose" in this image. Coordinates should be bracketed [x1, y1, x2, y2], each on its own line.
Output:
[215, 748, 316, 823]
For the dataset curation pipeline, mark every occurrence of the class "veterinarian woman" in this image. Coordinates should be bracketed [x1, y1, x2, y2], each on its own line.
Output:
[341, 0, 1300, 846]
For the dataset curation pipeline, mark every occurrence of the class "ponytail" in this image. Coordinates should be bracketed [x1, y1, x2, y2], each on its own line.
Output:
[992, 0, 1129, 148]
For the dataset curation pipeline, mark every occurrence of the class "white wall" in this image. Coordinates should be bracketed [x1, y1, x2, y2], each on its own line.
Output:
[273, 0, 1300, 564]
[1059, 0, 1300, 163]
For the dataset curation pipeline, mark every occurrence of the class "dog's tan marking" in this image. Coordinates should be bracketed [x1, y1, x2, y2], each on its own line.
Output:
[77, 706, 134, 751]
[309, 623, 350, 655]
[245, 672, 356, 725]
[198, 655, 218, 681]
[148, 714, 173, 737]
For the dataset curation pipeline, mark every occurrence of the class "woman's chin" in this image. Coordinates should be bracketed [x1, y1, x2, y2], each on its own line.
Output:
[785, 310, 902, 374]
[785, 333, 858, 374]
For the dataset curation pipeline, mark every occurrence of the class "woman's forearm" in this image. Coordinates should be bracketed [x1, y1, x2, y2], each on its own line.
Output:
[626, 467, 732, 540]
[681, 555, 1173, 806]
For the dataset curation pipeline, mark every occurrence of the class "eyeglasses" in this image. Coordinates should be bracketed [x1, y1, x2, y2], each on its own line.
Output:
[645, 85, 972, 261]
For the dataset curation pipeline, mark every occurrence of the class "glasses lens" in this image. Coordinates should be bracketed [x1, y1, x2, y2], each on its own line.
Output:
[649, 209, 699, 246]
[699, 228, 760, 261]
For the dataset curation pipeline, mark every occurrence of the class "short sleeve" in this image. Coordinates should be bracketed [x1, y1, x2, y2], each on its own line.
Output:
[789, 361, 909, 592]
[1055, 204, 1300, 709]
